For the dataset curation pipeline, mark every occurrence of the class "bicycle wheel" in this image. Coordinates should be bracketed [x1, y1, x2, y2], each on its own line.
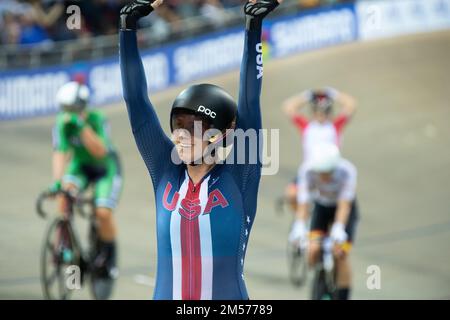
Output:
[88, 221, 116, 300]
[40, 217, 82, 300]
[311, 268, 333, 300]
[286, 242, 307, 287]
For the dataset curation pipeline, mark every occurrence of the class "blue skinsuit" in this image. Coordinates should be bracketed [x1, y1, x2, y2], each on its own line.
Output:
[120, 23, 263, 300]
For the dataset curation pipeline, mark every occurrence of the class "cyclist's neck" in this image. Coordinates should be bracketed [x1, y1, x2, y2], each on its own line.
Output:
[187, 162, 216, 185]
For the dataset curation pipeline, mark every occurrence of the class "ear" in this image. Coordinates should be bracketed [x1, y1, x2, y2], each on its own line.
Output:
[230, 119, 236, 130]
[208, 135, 219, 143]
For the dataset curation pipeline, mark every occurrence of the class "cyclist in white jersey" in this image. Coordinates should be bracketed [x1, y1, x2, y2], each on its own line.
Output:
[290, 143, 359, 300]
[281, 88, 357, 213]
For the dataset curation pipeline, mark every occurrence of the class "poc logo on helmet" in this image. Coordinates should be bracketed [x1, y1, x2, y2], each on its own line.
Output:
[197, 105, 216, 119]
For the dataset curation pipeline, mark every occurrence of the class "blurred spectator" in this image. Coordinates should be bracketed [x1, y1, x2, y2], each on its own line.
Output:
[2, 11, 21, 45]
[199, 0, 229, 27]
[298, 0, 350, 9]
[18, 10, 51, 45]
[168, 0, 201, 19]
[298, 0, 320, 9]
[80, 0, 125, 36]
[0, 0, 352, 47]
[138, 4, 182, 41]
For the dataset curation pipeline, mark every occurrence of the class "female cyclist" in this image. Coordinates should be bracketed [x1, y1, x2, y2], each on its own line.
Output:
[119, 0, 281, 300]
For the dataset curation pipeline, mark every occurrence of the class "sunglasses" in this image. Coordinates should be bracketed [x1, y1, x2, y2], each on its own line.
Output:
[171, 112, 212, 135]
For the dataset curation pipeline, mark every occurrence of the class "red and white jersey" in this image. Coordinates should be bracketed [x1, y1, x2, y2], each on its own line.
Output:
[297, 158, 357, 206]
[292, 114, 349, 162]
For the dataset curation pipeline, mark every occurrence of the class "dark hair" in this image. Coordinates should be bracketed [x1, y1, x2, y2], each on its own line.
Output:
[311, 90, 333, 114]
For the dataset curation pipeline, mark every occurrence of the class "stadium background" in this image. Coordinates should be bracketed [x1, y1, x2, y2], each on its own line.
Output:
[1, 0, 449, 299]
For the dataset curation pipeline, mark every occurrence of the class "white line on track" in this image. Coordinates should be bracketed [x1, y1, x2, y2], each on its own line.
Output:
[133, 274, 155, 287]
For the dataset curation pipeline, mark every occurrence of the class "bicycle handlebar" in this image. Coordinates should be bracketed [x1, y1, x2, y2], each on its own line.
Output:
[36, 190, 94, 219]
[36, 191, 51, 218]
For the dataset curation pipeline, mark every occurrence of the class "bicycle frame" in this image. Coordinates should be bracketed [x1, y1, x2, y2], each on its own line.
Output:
[321, 237, 337, 293]
[37, 189, 96, 299]
[310, 236, 338, 300]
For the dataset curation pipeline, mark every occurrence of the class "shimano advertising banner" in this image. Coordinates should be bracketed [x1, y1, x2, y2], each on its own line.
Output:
[267, 4, 357, 58]
[0, 50, 172, 120]
[0, 29, 246, 120]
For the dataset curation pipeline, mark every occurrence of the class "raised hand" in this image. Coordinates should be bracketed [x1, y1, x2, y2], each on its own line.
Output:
[244, 0, 282, 30]
[63, 112, 85, 134]
[244, 0, 281, 20]
[120, 0, 164, 30]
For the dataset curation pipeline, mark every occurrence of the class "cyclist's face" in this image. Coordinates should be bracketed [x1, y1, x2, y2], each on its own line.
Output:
[312, 110, 330, 123]
[318, 172, 333, 182]
[171, 113, 211, 164]
[62, 102, 86, 114]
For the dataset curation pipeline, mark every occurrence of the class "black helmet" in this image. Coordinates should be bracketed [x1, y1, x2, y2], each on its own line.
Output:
[311, 90, 333, 114]
[170, 84, 237, 132]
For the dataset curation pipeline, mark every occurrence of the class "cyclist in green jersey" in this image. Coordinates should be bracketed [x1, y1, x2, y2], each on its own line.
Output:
[49, 81, 123, 280]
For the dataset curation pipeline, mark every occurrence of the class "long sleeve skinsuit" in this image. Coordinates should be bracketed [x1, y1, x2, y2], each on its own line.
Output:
[120, 22, 264, 299]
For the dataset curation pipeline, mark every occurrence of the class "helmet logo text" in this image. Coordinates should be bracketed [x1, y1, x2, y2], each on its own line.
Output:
[197, 105, 216, 119]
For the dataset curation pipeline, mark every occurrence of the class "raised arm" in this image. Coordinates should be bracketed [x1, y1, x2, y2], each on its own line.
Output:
[281, 90, 312, 118]
[236, 0, 281, 131]
[325, 87, 357, 118]
[119, 0, 173, 187]
[120, 30, 159, 132]
[336, 90, 357, 117]
[229, 1, 281, 219]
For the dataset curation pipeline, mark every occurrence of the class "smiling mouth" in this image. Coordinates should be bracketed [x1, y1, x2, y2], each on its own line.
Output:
[178, 143, 193, 148]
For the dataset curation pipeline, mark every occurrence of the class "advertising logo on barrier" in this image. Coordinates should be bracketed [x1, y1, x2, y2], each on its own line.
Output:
[269, 4, 357, 58]
[357, 0, 450, 40]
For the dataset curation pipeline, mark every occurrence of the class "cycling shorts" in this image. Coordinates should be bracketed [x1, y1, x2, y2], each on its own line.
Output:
[62, 152, 123, 210]
[309, 200, 359, 243]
